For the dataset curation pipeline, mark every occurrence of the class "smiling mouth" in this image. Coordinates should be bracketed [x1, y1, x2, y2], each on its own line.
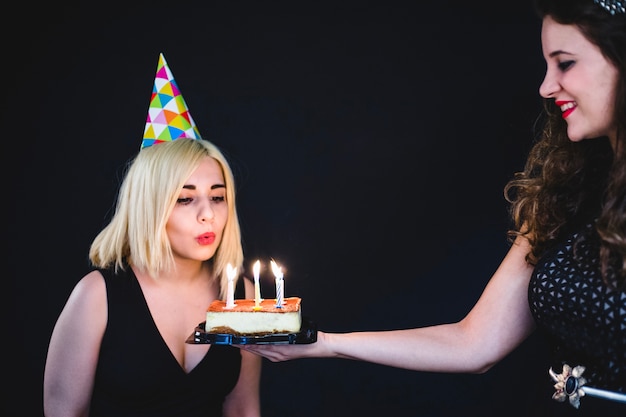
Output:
[558, 101, 576, 119]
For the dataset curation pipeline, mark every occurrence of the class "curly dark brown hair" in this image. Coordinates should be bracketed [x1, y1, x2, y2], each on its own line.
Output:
[504, 0, 626, 289]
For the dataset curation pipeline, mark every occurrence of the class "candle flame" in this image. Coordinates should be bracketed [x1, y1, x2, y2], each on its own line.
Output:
[270, 260, 283, 279]
[253, 260, 260, 279]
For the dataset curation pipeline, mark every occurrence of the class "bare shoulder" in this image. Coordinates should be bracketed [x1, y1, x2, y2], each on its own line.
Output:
[72, 270, 106, 301]
[61, 270, 108, 324]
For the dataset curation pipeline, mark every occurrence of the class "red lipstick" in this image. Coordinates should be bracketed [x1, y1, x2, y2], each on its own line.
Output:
[555, 100, 576, 119]
[196, 232, 216, 245]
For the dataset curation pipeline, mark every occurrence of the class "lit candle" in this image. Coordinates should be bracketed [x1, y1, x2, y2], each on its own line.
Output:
[276, 276, 284, 308]
[225, 263, 237, 309]
[270, 260, 284, 308]
[253, 260, 262, 308]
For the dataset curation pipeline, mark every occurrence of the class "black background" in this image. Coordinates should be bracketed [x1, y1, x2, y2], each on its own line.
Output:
[5, 1, 557, 416]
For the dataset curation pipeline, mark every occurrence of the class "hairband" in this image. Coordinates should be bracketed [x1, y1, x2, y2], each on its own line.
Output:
[594, 0, 626, 14]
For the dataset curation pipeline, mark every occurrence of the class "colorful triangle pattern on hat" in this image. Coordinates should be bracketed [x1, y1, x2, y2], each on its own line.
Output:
[141, 53, 201, 148]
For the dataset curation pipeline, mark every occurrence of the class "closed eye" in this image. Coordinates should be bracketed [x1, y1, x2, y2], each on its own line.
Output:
[177, 197, 193, 205]
[558, 60, 574, 71]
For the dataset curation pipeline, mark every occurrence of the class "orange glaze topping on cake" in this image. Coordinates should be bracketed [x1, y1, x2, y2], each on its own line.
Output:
[207, 297, 301, 312]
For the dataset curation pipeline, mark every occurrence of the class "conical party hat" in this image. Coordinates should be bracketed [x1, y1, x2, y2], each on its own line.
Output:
[141, 53, 201, 148]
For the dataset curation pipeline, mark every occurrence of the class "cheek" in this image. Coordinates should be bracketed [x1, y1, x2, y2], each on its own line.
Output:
[165, 213, 181, 230]
[165, 211, 190, 237]
[586, 88, 615, 131]
[593, 68, 618, 113]
[216, 208, 229, 229]
[599, 89, 616, 119]
[165, 223, 182, 242]
[211, 208, 229, 236]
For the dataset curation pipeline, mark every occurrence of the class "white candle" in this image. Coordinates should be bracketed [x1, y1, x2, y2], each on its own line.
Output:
[253, 260, 262, 308]
[276, 277, 284, 308]
[225, 263, 237, 309]
[270, 260, 284, 308]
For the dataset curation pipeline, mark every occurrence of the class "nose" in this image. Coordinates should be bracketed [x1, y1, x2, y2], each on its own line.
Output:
[199, 199, 215, 223]
[539, 68, 559, 99]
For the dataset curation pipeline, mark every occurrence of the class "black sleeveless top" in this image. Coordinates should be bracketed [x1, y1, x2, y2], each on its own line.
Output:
[89, 266, 242, 417]
[529, 222, 626, 394]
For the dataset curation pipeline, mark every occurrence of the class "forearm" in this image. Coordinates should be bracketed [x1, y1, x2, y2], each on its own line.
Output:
[325, 322, 493, 373]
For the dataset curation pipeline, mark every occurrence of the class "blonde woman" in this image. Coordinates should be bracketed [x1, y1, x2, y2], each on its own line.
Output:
[44, 138, 261, 417]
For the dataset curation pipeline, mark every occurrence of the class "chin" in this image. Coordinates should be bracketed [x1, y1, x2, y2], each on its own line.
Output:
[566, 128, 586, 142]
[567, 136, 585, 143]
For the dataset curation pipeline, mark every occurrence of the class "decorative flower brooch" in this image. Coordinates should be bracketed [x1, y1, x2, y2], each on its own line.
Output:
[549, 364, 587, 409]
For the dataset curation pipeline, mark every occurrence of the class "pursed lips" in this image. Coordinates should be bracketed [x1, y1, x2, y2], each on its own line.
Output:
[196, 232, 216, 245]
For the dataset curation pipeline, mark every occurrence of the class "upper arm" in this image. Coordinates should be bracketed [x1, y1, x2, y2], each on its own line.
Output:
[222, 277, 262, 417]
[43, 270, 108, 417]
[460, 236, 537, 369]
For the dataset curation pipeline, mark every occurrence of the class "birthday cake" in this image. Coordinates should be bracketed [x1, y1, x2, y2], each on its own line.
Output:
[205, 297, 302, 335]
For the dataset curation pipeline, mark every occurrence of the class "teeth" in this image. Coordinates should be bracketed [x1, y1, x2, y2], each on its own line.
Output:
[560, 102, 576, 112]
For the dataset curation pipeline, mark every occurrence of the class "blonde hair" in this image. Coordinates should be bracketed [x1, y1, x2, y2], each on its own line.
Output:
[89, 138, 244, 299]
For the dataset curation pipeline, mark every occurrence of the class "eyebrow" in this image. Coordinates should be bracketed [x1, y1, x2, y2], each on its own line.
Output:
[182, 184, 226, 190]
[548, 50, 574, 58]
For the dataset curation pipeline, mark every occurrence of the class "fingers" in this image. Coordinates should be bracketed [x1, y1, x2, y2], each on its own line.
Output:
[239, 345, 289, 362]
